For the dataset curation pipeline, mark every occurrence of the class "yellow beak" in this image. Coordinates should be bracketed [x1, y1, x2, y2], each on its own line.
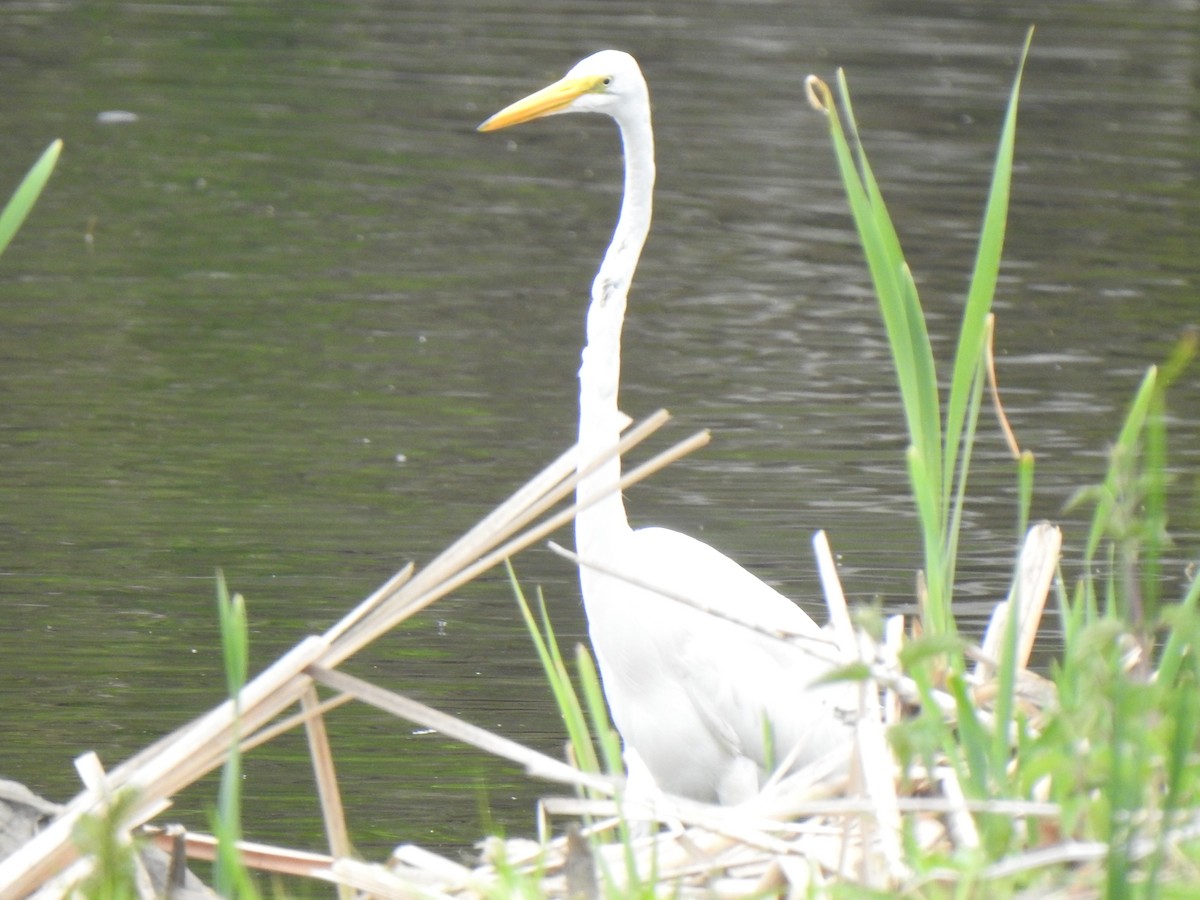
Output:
[477, 74, 606, 132]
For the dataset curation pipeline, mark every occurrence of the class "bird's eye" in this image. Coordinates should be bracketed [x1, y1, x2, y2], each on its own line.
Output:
[602, 76, 613, 86]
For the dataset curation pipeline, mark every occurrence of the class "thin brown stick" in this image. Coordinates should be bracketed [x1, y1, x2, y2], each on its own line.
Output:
[302, 687, 354, 900]
[548, 540, 841, 660]
[985, 313, 1021, 459]
[145, 828, 335, 879]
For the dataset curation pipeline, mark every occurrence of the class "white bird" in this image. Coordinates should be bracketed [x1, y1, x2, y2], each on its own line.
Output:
[479, 50, 855, 806]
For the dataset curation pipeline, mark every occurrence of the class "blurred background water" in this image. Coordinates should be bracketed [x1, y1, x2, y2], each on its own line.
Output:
[0, 0, 1196, 863]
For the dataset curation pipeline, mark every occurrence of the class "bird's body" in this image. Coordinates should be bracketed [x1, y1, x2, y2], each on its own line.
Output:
[579, 525, 853, 803]
[481, 50, 854, 805]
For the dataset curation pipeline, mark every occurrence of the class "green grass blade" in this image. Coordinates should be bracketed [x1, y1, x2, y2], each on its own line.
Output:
[942, 351, 988, 612]
[898, 259, 943, 486]
[943, 29, 1033, 509]
[0, 139, 62, 259]
[507, 563, 601, 778]
[574, 644, 623, 779]
[1140, 330, 1196, 621]
[1155, 569, 1200, 689]
[948, 672, 990, 797]
[1082, 366, 1157, 565]
[575, 642, 647, 885]
[216, 570, 249, 698]
[212, 571, 259, 899]
[832, 73, 942, 490]
[841, 76, 942, 489]
[1015, 450, 1035, 540]
[906, 444, 949, 634]
[1146, 666, 1200, 899]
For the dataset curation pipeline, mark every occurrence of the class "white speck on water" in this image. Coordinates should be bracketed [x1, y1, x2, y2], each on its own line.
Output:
[97, 110, 139, 124]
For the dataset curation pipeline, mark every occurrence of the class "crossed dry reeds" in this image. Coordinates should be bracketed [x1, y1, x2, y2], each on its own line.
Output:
[0, 406, 1070, 898]
[0, 411, 687, 896]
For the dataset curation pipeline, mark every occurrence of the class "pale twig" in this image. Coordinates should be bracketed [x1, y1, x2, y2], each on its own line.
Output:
[143, 828, 336, 879]
[813, 531, 906, 886]
[306, 665, 615, 796]
[547, 542, 843, 662]
[302, 686, 353, 900]
[976, 522, 1061, 682]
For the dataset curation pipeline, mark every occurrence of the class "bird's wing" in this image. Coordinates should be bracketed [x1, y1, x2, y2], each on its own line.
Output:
[627, 527, 848, 771]
[629, 526, 824, 634]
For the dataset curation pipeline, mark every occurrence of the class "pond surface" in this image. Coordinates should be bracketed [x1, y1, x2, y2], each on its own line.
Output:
[1, 0, 1197, 862]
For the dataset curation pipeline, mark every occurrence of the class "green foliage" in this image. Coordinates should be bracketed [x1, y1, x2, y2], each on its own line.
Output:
[813, 28, 1200, 895]
[508, 563, 609, 785]
[0, 139, 61, 259]
[1068, 331, 1197, 630]
[210, 570, 262, 900]
[507, 562, 659, 898]
[812, 31, 1033, 641]
[72, 789, 143, 900]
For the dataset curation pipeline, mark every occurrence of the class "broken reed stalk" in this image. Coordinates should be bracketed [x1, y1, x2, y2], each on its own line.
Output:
[144, 830, 336, 880]
[300, 686, 354, 900]
[0, 410, 703, 898]
[812, 530, 905, 887]
[975, 520, 1060, 680]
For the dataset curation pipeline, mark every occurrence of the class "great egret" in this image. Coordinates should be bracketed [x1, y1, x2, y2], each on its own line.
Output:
[479, 50, 854, 805]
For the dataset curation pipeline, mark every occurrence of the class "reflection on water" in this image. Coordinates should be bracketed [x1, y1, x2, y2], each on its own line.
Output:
[0, 0, 1196, 856]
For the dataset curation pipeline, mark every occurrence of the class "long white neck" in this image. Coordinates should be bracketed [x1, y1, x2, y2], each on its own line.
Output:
[575, 103, 655, 556]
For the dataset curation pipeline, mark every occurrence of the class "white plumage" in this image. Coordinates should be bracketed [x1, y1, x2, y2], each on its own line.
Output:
[481, 50, 854, 805]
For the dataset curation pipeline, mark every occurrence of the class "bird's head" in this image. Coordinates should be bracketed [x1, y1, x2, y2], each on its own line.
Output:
[477, 50, 648, 132]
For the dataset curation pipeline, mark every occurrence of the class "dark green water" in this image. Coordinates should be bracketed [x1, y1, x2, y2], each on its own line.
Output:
[1, 0, 1197, 867]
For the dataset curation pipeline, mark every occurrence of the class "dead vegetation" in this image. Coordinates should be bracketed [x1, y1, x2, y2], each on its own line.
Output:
[0, 410, 1079, 898]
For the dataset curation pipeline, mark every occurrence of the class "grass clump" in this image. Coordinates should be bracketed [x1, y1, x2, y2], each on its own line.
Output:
[71, 789, 144, 900]
[807, 31, 1031, 646]
[803, 25, 1199, 895]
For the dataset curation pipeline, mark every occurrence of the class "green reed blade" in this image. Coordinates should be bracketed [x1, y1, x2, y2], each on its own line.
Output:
[0, 139, 61, 259]
[944, 29, 1034, 512]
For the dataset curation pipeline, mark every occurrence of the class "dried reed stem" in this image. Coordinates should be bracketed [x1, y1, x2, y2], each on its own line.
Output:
[976, 522, 1060, 681]
[1, 413, 698, 897]
[301, 686, 354, 900]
